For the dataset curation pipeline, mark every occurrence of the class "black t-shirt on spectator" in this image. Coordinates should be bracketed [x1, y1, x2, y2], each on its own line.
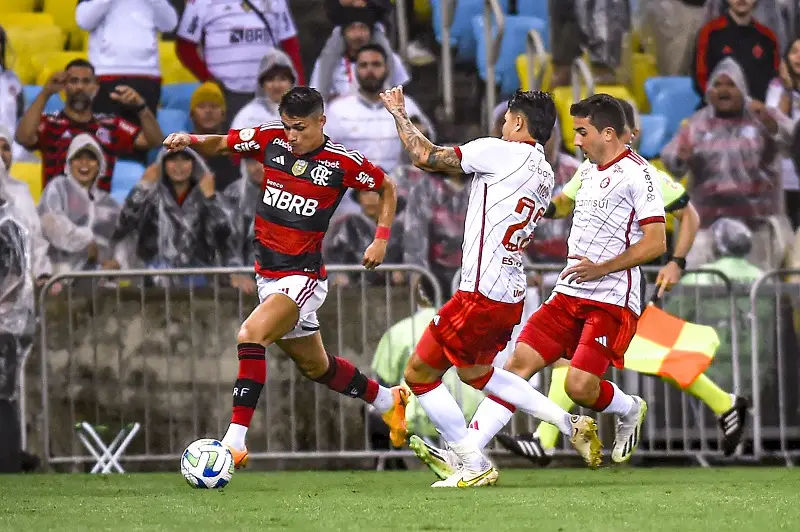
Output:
[206, 155, 240, 191]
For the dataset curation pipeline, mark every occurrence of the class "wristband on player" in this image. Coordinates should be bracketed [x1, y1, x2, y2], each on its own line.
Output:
[375, 225, 391, 240]
[543, 202, 556, 219]
[670, 257, 687, 271]
[188, 135, 200, 144]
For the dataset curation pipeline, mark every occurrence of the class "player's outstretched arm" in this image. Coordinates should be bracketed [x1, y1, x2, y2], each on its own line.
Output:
[362, 174, 398, 269]
[163, 132, 230, 156]
[563, 223, 667, 284]
[655, 201, 700, 297]
[379, 86, 462, 175]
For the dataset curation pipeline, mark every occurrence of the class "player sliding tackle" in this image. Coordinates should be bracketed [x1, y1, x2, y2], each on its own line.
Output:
[381, 87, 602, 488]
[163, 87, 409, 468]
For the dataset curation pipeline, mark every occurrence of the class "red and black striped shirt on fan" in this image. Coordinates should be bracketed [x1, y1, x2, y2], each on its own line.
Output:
[227, 122, 385, 280]
[31, 111, 140, 191]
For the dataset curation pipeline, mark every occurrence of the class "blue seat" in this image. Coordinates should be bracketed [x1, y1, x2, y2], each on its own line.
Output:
[110, 160, 146, 204]
[637, 114, 669, 159]
[160, 82, 199, 112]
[430, 0, 509, 62]
[23, 85, 64, 114]
[157, 108, 190, 136]
[516, 0, 549, 28]
[473, 15, 547, 98]
[646, 77, 701, 138]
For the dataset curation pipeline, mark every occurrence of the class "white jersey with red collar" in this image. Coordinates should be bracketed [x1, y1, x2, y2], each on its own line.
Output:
[553, 148, 666, 315]
[454, 137, 554, 303]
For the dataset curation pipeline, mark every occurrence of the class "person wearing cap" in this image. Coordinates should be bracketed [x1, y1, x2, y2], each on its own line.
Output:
[189, 82, 240, 191]
[37, 134, 124, 275]
[231, 49, 298, 130]
[310, 7, 410, 101]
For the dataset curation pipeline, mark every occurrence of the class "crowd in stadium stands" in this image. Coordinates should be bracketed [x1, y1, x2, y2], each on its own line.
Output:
[1, 0, 800, 299]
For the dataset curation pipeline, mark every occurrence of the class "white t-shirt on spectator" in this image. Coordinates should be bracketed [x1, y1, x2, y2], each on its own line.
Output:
[324, 92, 429, 174]
[176, 0, 297, 93]
[310, 54, 411, 100]
[553, 150, 666, 315]
[765, 79, 800, 191]
[454, 138, 554, 304]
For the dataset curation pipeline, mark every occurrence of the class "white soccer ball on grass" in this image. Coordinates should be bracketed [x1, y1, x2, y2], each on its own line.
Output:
[180, 438, 234, 489]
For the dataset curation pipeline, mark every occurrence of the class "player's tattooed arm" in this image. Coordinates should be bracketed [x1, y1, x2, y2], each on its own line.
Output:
[380, 86, 463, 174]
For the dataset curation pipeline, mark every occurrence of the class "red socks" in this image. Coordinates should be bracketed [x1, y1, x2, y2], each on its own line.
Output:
[230, 343, 267, 427]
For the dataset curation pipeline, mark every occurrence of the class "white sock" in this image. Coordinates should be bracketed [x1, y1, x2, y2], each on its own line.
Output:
[371, 385, 395, 413]
[467, 397, 515, 449]
[601, 381, 635, 417]
[221, 423, 248, 450]
[414, 383, 469, 444]
[448, 435, 489, 471]
[483, 368, 572, 435]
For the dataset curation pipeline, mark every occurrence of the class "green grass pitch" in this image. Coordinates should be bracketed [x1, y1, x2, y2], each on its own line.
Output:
[1, 468, 798, 531]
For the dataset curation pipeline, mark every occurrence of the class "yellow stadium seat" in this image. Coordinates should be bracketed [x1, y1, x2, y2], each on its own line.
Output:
[0, 12, 55, 28]
[630, 53, 659, 113]
[4, 24, 65, 83]
[0, 0, 37, 12]
[413, 0, 432, 22]
[160, 41, 198, 84]
[515, 53, 553, 92]
[33, 51, 88, 86]
[42, 0, 79, 35]
[11, 161, 43, 204]
[553, 85, 636, 154]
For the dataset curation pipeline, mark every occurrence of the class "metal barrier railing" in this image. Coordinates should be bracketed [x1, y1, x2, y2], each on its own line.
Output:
[439, 0, 456, 122]
[28, 264, 442, 470]
[483, 0, 505, 133]
[524, 29, 547, 92]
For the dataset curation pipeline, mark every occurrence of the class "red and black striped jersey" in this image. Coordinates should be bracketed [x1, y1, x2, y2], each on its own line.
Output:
[227, 121, 385, 279]
[32, 111, 140, 191]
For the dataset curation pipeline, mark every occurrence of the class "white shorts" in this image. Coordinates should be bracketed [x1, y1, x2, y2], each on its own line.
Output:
[256, 275, 329, 339]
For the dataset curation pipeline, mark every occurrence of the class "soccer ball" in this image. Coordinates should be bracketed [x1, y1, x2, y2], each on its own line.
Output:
[180, 438, 234, 489]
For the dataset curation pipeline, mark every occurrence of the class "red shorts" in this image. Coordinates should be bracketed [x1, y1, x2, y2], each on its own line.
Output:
[517, 292, 639, 376]
[416, 290, 524, 369]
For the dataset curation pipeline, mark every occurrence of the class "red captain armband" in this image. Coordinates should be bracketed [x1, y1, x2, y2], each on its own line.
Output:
[188, 135, 200, 144]
[375, 225, 391, 241]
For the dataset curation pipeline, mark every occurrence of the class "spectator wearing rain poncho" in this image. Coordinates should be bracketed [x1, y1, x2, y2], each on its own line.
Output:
[661, 57, 794, 270]
[111, 147, 249, 290]
[230, 49, 298, 131]
[221, 158, 264, 268]
[37, 133, 124, 274]
[0, 157, 52, 473]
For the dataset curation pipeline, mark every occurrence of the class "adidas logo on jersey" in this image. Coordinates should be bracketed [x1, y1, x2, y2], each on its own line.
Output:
[263, 186, 319, 216]
[595, 336, 608, 347]
[272, 155, 285, 165]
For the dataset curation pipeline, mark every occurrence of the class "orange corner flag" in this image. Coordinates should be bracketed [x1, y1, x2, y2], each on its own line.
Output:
[623, 305, 720, 388]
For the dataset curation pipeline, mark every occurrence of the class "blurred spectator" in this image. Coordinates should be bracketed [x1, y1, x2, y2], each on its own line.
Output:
[0, 127, 12, 174]
[704, 0, 786, 52]
[0, 26, 26, 163]
[77, 0, 178, 137]
[403, 168, 471, 298]
[681, 217, 764, 284]
[189, 82, 240, 191]
[548, 0, 629, 87]
[323, 188, 404, 287]
[661, 58, 793, 270]
[692, 0, 779, 102]
[765, 37, 800, 229]
[112, 149, 236, 269]
[37, 134, 123, 275]
[175, 0, 305, 124]
[388, 115, 435, 203]
[325, 44, 432, 174]
[222, 158, 265, 267]
[231, 49, 297, 130]
[15, 60, 162, 192]
[644, 0, 707, 76]
[311, 8, 410, 101]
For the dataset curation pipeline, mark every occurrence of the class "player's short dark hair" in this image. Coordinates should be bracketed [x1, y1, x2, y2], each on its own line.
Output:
[570, 93, 625, 136]
[355, 43, 388, 63]
[65, 58, 95, 74]
[279, 86, 324, 117]
[507, 89, 557, 144]
[615, 98, 636, 131]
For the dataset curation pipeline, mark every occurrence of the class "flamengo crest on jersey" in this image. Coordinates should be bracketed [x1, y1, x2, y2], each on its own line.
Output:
[553, 150, 666, 315]
[456, 137, 555, 304]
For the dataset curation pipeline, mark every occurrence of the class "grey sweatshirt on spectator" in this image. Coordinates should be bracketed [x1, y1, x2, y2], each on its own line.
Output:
[231, 49, 299, 130]
[221, 162, 262, 267]
[112, 148, 238, 269]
